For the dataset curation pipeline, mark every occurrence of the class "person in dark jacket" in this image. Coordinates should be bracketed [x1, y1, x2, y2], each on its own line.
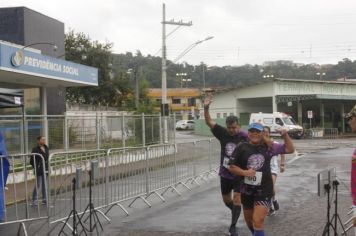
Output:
[30, 136, 49, 205]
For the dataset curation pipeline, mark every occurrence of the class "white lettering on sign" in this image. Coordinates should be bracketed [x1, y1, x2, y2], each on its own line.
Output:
[307, 110, 313, 119]
[23, 56, 79, 76]
[276, 81, 356, 96]
[14, 97, 21, 105]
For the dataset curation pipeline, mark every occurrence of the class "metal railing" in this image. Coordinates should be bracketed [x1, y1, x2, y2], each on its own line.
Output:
[0, 153, 48, 236]
[47, 139, 219, 233]
[303, 128, 339, 139]
[0, 113, 175, 154]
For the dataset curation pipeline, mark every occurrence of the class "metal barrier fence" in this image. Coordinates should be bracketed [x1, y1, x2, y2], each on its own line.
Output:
[0, 153, 47, 236]
[47, 139, 219, 233]
[105, 146, 150, 213]
[48, 149, 109, 228]
[0, 113, 175, 154]
[303, 128, 339, 139]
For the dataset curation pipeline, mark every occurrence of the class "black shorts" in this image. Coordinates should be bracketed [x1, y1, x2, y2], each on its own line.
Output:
[241, 193, 272, 210]
[220, 176, 241, 195]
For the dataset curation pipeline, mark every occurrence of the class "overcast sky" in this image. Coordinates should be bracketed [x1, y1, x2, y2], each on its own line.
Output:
[2, 0, 356, 67]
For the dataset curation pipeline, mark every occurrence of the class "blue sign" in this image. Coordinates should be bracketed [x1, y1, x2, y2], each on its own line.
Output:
[0, 42, 98, 86]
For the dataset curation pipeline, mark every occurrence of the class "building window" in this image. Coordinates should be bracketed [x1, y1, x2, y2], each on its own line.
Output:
[230, 113, 234, 116]
[188, 98, 196, 106]
[217, 113, 221, 118]
[156, 99, 161, 103]
[172, 98, 181, 104]
[223, 113, 227, 118]
[263, 118, 273, 125]
[275, 118, 284, 126]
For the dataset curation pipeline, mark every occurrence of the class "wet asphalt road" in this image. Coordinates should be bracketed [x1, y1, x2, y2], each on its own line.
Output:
[100, 136, 356, 236]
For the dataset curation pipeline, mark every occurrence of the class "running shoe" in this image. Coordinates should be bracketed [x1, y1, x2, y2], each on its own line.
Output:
[273, 200, 280, 211]
[268, 208, 275, 216]
[228, 225, 238, 236]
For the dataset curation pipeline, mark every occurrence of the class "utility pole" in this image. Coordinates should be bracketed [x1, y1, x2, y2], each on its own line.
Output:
[161, 3, 192, 143]
[135, 68, 139, 109]
[202, 62, 205, 91]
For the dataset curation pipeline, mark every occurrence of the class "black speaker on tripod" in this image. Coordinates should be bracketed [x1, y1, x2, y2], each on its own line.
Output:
[79, 160, 103, 234]
[58, 167, 87, 236]
[319, 168, 347, 236]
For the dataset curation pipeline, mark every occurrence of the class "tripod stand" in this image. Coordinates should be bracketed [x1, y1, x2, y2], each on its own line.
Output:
[58, 178, 87, 236]
[322, 180, 347, 236]
[322, 183, 334, 236]
[79, 170, 103, 235]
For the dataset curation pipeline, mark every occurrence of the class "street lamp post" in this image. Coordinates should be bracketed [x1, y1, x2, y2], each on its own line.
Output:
[202, 63, 206, 91]
[182, 78, 192, 88]
[127, 68, 139, 110]
[316, 72, 326, 80]
[22, 42, 58, 51]
[161, 3, 213, 143]
[263, 74, 274, 79]
[171, 36, 214, 64]
[176, 73, 187, 88]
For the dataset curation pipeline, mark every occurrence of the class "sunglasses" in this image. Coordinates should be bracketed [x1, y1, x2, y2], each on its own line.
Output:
[248, 129, 262, 133]
[346, 115, 355, 122]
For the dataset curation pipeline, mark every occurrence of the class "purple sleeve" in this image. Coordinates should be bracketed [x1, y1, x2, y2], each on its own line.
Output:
[271, 142, 286, 156]
[239, 130, 248, 139]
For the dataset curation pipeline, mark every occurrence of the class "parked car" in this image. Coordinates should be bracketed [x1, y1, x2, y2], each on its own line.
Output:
[176, 120, 195, 130]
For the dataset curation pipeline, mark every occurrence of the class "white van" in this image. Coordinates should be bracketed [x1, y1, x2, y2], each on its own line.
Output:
[249, 112, 304, 139]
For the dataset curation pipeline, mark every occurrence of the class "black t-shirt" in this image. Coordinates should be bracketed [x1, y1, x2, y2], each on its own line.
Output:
[211, 124, 247, 179]
[231, 142, 285, 196]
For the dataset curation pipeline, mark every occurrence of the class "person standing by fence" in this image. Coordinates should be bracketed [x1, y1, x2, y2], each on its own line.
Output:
[346, 105, 356, 234]
[0, 132, 9, 222]
[30, 136, 49, 206]
[203, 94, 247, 236]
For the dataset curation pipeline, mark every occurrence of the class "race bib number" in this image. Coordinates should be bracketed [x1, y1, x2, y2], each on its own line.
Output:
[244, 171, 262, 186]
[222, 157, 230, 168]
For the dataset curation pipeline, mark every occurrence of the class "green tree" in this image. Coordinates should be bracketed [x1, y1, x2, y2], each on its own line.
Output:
[65, 30, 131, 107]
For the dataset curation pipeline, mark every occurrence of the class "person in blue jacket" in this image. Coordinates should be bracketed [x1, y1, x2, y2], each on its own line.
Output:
[0, 132, 10, 222]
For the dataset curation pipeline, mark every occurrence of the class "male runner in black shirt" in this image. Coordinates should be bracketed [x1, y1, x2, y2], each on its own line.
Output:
[204, 94, 247, 236]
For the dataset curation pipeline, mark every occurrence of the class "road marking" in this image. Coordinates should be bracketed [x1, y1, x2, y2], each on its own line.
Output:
[286, 151, 305, 164]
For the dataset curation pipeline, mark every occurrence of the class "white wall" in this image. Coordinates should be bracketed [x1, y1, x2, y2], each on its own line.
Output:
[207, 81, 274, 118]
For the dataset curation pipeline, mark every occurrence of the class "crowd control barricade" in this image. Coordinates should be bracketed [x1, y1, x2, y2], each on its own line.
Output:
[192, 139, 219, 181]
[48, 140, 221, 230]
[0, 153, 47, 236]
[304, 128, 338, 139]
[48, 149, 110, 232]
[174, 142, 196, 185]
[210, 138, 221, 171]
[323, 128, 339, 140]
[105, 147, 149, 215]
[146, 144, 179, 199]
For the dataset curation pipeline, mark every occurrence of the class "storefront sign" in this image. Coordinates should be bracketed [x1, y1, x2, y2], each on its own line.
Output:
[0, 42, 98, 86]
